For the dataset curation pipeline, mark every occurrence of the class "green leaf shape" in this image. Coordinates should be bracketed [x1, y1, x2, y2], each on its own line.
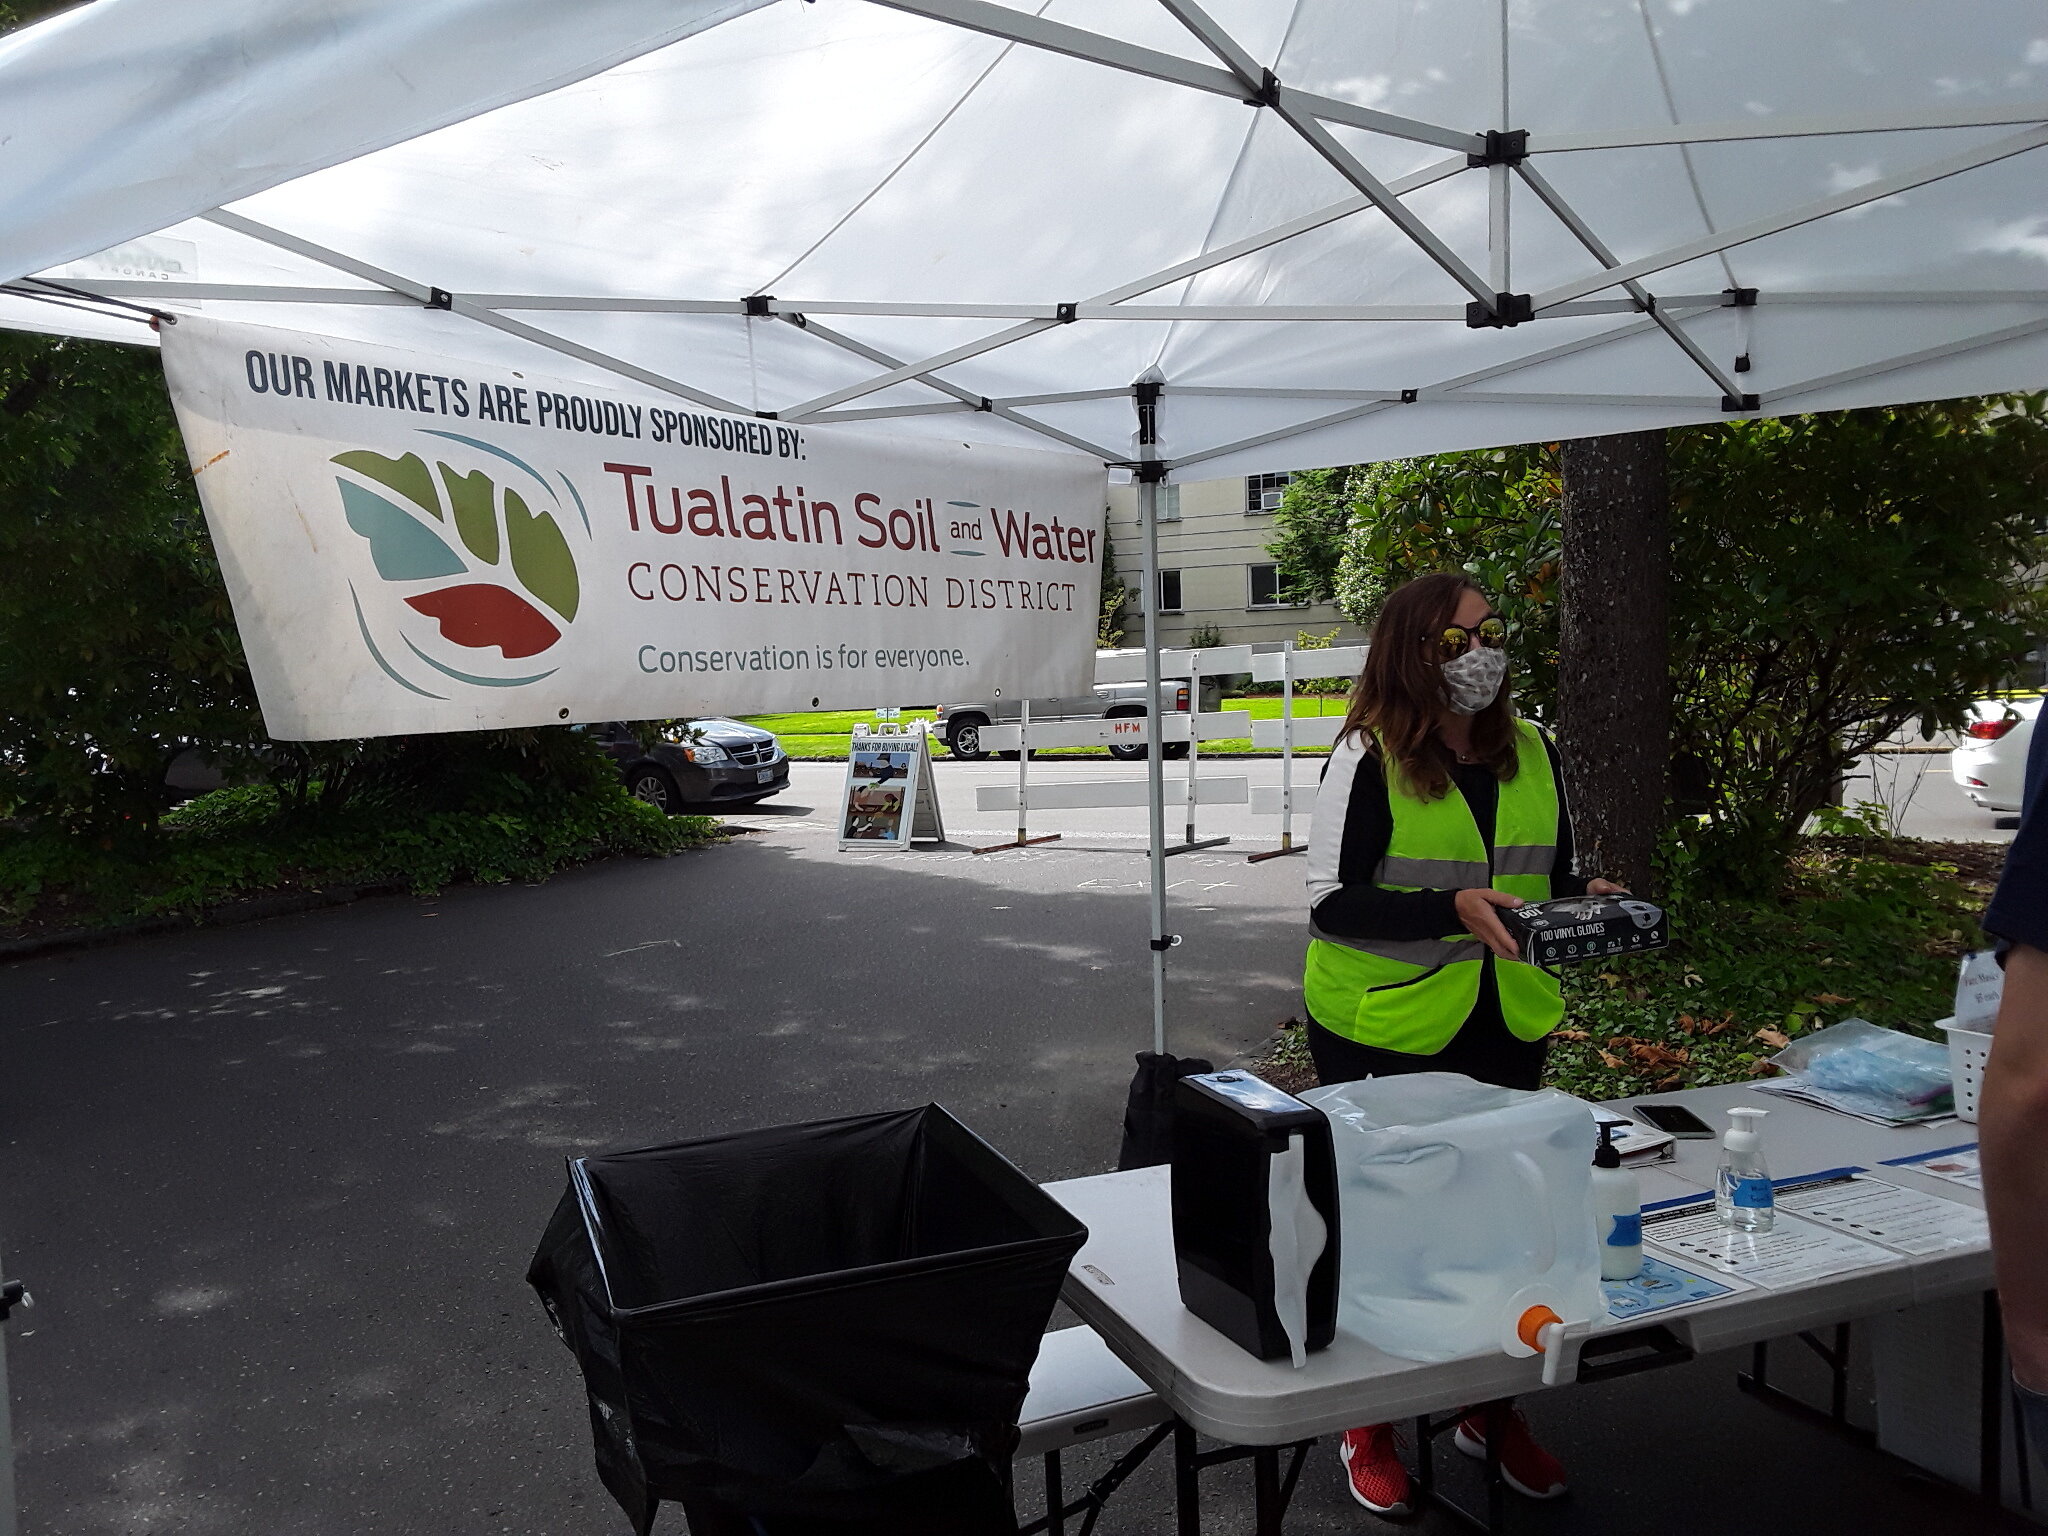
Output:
[332, 451, 441, 520]
[439, 464, 500, 565]
[505, 489, 578, 622]
[337, 481, 465, 581]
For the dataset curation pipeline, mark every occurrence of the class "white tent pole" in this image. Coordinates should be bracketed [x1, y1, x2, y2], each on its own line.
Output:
[1513, 160, 1749, 401]
[1016, 698, 1030, 848]
[1759, 314, 2048, 408]
[1135, 376, 1170, 1056]
[200, 211, 755, 415]
[1280, 640, 1296, 852]
[1532, 123, 2048, 311]
[1526, 99, 2048, 155]
[1184, 650, 1200, 850]
[876, 0, 1483, 155]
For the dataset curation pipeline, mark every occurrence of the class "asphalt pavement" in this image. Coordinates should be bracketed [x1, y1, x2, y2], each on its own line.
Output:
[0, 752, 2019, 1535]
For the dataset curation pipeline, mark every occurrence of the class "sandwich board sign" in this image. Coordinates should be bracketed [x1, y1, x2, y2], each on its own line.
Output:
[838, 724, 944, 849]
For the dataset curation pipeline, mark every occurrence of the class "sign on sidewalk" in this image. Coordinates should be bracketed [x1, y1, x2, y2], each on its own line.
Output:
[838, 725, 945, 849]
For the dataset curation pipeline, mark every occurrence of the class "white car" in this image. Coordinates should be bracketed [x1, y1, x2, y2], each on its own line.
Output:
[1953, 697, 2041, 814]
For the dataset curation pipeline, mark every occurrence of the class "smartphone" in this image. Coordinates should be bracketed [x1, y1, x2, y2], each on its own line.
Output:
[1633, 1102, 1718, 1139]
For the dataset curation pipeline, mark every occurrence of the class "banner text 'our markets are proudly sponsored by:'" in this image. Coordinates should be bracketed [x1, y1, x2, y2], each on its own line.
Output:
[161, 318, 1107, 739]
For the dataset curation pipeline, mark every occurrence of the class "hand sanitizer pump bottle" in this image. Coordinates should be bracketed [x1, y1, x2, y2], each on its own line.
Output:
[1715, 1107, 1774, 1232]
[1591, 1123, 1643, 1280]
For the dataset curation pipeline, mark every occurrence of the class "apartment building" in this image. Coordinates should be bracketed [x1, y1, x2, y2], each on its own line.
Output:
[1104, 472, 1365, 649]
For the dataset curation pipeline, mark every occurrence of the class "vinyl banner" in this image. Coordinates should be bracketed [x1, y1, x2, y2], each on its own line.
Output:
[159, 317, 1107, 740]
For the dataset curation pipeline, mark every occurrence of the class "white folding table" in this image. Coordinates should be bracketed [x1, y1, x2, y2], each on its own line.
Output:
[1042, 1082, 1997, 1533]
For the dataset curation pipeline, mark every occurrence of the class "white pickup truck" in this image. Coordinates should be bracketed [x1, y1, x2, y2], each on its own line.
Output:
[934, 678, 1200, 761]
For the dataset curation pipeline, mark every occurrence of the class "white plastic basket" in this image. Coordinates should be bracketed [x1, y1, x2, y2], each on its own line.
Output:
[1940, 1018, 1993, 1124]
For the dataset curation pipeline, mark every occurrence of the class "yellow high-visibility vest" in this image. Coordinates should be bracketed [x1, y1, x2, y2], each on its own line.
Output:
[1304, 719, 1563, 1053]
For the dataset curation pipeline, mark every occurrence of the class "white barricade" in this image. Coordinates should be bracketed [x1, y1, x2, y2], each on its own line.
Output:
[978, 711, 1250, 754]
[1250, 645, 1367, 683]
[1250, 780, 1323, 818]
[976, 777, 1250, 813]
[1251, 715, 1342, 750]
[1094, 645, 1256, 683]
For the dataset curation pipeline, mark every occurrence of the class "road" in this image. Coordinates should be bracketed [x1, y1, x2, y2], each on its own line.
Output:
[0, 753, 2015, 1535]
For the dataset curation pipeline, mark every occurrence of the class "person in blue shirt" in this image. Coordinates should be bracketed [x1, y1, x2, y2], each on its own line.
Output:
[1981, 703, 2048, 1451]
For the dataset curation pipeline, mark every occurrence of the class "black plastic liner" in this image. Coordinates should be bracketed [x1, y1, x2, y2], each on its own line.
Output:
[529, 1105, 1086, 1534]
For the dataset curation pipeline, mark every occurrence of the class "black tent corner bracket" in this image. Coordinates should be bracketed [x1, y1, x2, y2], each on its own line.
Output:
[1722, 392, 1761, 412]
[1466, 292, 1534, 328]
[1149, 935, 1182, 952]
[1723, 287, 1759, 307]
[425, 287, 453, 310]
[743, 293, 774, 317]
[1467, 128, 1529, 168]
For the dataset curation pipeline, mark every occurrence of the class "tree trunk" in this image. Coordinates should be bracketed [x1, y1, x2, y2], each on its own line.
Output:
[1557, 431, 1670, 895]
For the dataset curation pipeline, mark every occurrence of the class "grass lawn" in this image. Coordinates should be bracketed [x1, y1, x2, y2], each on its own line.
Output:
[737, 695, 1348, 759]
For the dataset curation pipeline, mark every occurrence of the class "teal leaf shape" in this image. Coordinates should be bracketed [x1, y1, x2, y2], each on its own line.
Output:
[338, 480, 465, 581]
[333, 451, 441, 520]
[505, 489, 579, 622]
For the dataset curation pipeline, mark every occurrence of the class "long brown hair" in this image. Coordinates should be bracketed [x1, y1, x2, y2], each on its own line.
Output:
[1338, 572, 1518, 800]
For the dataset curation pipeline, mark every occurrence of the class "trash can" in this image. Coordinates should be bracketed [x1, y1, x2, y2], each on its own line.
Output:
[528, 1105, 1087, 1535]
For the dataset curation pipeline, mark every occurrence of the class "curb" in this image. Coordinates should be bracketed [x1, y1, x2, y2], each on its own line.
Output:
[0, 881, 409, 964]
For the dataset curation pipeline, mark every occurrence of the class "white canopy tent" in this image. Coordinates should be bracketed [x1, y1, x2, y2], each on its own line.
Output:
[3, 0, 2047, 1049]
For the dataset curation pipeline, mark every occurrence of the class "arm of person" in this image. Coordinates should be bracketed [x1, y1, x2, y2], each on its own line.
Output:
[1982, 942, 2048, 1392]
[1307, 741, 1461, 942]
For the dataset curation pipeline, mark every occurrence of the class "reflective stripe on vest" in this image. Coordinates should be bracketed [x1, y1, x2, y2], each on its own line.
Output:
[1305, 719, 1564, 1053]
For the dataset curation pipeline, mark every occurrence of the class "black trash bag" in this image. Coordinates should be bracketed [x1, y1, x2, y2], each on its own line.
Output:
[1117, 1050, 1216, 1171]
[528, 1105, 1086, 1536]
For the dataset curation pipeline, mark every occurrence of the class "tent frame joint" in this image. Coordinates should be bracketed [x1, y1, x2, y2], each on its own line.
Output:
[1723, 287, 1760, 307]
[1735, 353, 1753, 374]
[425, 287, 453, 311]
[1467, 128, 1529, 168]
[1056, 301, 1079, 323]
[1400, 388, 1419, 403]
[1721, 391, 1761, 412]
[1245, 67, 1281, 108]
[1148, 935, 1181, 952]
[1466, 293, 1534, 328]
[744, 293, 774, 317]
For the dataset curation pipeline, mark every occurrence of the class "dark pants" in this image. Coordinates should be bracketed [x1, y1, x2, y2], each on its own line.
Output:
[1306, 1017, 1549, 1092]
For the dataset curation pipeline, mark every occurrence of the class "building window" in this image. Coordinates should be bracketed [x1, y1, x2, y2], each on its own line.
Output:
[1247, 563, 1292, 608]
[1155, 484, 1182, 522]
[1245, 473, 1291, 514]
[1157, 568, 1183, 612]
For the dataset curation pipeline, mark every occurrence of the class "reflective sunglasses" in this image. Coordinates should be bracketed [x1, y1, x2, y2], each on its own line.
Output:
[1428, 616, 1508, 660]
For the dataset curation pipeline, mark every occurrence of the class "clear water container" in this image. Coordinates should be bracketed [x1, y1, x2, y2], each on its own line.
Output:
[1302, 1073, 1602, 1363]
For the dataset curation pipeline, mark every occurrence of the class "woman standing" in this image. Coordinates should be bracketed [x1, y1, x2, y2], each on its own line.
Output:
[1305, 572, 1626, 1519]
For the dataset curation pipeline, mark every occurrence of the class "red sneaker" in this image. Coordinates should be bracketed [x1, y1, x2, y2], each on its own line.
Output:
[1454, 1405, 1567, 1499]
[1339, 1423, 1413, 1517]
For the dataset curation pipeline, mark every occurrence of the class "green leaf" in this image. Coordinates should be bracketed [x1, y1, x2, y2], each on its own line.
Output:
[504, 490, 578, 621]
[337, 481, 465, 581]
[439, 464, 500, 565]
[331, 451, 441, 520]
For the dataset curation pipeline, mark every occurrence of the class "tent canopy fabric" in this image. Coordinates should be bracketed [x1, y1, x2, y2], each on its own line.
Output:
[4, 0, 2047, 478]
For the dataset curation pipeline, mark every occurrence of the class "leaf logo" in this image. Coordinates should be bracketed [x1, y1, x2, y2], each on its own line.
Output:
[332, 432, 588, 697]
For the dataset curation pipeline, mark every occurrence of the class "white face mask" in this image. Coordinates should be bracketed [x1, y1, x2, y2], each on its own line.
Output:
[1440, 644, 1507, 715]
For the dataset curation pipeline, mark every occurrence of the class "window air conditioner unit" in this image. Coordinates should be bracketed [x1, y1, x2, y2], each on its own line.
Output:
[1259, 490, 1283, 511]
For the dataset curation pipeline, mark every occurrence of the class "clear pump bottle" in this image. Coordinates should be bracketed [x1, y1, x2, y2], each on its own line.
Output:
[1591, 1123, 1643, 1280]
[1715, 1106, 1774, 1232]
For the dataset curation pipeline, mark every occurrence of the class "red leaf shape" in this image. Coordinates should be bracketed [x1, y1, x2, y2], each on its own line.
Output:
[405, 583, 561, 659]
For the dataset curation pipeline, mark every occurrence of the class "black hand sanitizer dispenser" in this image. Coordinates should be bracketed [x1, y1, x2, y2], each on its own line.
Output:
[1170, 1072, 1340, 1365]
